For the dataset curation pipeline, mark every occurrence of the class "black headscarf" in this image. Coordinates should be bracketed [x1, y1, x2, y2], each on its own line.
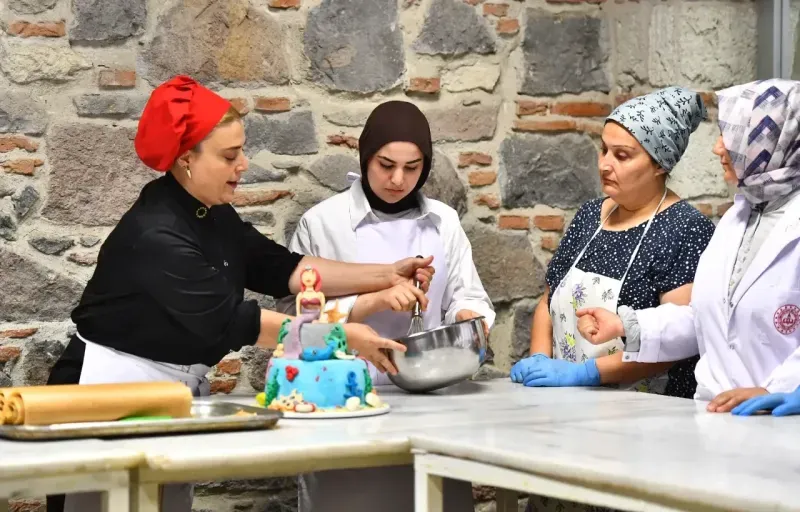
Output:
[358, 101, 433, 214]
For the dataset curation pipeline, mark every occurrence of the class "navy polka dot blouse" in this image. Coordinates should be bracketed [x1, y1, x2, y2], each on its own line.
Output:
[546, 198, 716, 398]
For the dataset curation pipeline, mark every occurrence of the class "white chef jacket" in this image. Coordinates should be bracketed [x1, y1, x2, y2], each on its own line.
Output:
[278, 179, 495, 328]
[623, 193, 800, 400]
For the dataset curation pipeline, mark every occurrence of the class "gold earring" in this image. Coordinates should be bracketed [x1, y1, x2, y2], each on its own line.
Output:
[186, 168, 192, 179]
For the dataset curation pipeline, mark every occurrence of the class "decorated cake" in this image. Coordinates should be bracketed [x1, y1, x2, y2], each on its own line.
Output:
[258, 267, 385, 415]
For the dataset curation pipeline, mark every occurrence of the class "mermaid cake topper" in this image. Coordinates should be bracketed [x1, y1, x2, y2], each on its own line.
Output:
[261, 267, 385, 416]
[296, 266, 325, 320]
[274, 266, 354, 361]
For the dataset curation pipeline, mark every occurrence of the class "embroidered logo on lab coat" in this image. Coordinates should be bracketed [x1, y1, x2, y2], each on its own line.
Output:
[774, 304, 800, 335]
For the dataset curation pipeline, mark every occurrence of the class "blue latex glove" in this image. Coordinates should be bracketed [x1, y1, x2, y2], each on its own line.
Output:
[510, 354, 549, 383]
[732, 385, 800, 417]
[522, 357, 601, 387]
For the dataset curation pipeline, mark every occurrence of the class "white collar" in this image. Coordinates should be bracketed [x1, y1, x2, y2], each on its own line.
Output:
[346, 173, 441, 230]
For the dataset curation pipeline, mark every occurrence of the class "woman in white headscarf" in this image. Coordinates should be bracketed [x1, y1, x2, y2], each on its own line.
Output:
[578, 79, 800, 416]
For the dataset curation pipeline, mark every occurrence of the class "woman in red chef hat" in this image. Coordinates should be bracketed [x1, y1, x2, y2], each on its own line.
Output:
[49, 76, 434, 512]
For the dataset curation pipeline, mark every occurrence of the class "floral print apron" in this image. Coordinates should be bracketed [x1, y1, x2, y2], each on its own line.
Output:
[550, 190, 669, 394]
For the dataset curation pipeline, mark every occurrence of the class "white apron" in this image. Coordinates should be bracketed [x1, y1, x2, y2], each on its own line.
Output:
[63, 334, 211, 512]
[354, 216, 448, 384]
[299, 211, 473, 512]
[550, 191, 669, 394]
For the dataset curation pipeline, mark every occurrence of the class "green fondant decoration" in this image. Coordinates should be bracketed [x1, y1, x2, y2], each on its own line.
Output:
[278, 318, 291, 344]
[324, 324, 348, 356]
[266, 368, 281, 404]
[363, 368, 373, 395]
[119, 416, 172, 421]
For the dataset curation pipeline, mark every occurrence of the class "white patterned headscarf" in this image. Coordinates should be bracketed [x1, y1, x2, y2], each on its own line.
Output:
[607, 87, 707, 172]
[717, 79, 800, 204]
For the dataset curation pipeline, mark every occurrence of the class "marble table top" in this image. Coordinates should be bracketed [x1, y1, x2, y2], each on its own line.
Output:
[228, 380, 692, 431]
[110, 381, 673, 473]
[408, 382, 800, 512]
[2, 379, 798, 512]
[0, 438, 142, 480]
[218, 381, 800, 511]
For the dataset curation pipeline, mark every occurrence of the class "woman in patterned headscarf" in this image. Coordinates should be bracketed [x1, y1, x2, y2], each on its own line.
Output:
[511, 87, 716, 402]
[577, 79, 800, 418]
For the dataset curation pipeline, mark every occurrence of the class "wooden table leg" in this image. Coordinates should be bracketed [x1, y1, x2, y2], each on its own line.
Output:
[93, 470, 130, 512]
[496, 488, 518, 512]
[415, 468, 444, 512]
[102, 486, 130, 512]
[130, 481, 159, 512]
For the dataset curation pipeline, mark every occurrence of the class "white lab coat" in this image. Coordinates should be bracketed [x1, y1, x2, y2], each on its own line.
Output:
[281, 179, 490, 512]
[282, 179, 495, 330]
[627, 194, 800, 400]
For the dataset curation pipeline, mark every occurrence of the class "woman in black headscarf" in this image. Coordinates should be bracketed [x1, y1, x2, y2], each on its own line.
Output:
[280, 100, 494, 511]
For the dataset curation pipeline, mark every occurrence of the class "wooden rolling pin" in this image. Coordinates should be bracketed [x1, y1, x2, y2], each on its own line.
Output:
[0, 388, 7, 425]
[0, 382, 193, 426]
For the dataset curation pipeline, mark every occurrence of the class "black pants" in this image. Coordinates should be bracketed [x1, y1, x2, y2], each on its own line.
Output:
[45, 337, 85, 512]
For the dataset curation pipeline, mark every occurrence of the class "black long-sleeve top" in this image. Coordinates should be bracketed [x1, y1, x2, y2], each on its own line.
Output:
[71, 172, 303, 366]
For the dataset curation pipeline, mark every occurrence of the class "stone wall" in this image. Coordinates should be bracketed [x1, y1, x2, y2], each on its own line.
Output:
[0, 0, 760, 510]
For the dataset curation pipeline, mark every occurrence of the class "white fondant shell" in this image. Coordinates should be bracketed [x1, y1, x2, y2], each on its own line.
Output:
[365, 392, 382, 408]
[294, 402, 316, 413]
[345, 396, 361, 411]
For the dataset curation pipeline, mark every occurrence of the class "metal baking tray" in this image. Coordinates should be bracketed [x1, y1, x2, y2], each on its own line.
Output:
[0, 400, 281, 441]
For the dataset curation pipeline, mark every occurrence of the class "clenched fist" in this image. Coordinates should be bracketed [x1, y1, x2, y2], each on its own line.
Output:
[575, 308, 624, 344]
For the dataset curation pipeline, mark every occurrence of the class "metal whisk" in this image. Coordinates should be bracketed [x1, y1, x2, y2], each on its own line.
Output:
[407, 255, 425, 336]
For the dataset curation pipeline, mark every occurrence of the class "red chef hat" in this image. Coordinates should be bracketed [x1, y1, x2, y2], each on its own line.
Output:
[134, 75, 232, 172]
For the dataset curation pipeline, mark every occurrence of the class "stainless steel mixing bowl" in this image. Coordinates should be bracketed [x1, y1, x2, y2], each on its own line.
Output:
[387, 317, 488, 393]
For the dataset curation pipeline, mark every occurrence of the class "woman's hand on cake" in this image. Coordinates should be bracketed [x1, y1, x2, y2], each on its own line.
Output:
[343, 323, 406, 375]
[391, 255, 435, 292]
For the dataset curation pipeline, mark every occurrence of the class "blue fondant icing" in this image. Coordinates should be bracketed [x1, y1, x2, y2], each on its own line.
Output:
[266, 358, 368, 409]
[300, 342, 336, 361]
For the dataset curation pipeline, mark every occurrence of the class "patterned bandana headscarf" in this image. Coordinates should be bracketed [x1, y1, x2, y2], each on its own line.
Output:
[606, 87, 707, 172]
[717, 79, 800, 204]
